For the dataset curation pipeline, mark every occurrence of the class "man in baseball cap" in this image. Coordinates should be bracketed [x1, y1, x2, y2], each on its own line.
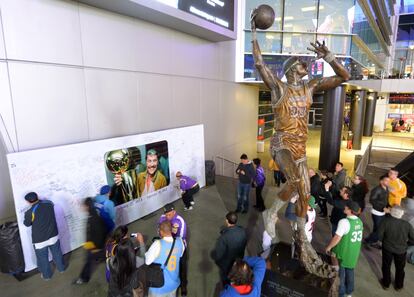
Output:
[158, 203, 188, 296]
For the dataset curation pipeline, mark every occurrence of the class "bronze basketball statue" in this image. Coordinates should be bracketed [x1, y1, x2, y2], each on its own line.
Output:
[252, 4, 275, 30]
[251, 6, 350, 297]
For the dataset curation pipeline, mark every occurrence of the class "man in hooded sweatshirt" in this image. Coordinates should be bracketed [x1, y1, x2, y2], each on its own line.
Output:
[95, 185, 116, 231]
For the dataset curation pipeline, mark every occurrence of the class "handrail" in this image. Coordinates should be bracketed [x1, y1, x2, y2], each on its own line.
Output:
[355, 140, 373, 176]
[215, 155, 275, 186]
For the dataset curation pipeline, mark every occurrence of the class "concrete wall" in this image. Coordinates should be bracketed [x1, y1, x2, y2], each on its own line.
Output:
[0, 0, 258, 222]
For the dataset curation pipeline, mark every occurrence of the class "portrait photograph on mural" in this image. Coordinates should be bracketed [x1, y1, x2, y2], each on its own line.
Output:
[104, 140, 170, 206]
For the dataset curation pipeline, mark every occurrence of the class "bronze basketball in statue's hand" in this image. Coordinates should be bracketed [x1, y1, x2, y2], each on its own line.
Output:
[251, 5, 275, 30]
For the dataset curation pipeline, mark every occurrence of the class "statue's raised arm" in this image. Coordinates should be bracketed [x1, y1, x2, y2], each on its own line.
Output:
[307, 40, 351, 93]
[251, 8, 284, 102]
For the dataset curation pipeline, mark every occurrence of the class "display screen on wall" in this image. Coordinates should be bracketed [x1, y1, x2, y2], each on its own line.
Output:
[389, 93, 414, 104]
[157, 0, 234, 30]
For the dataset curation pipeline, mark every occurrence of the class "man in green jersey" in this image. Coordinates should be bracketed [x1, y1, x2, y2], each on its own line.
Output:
[326, 201, 363, 297]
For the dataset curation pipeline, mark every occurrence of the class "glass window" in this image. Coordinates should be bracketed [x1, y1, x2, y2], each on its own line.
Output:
[244, 0, 283, 30]
[317, 0, 355, 34]
[282, 33, 315, 54]
[400, 0, 414, 14]
[283, 0, 318, 32]
[316, 34, 351, 55]
[245, 32, 282, 53]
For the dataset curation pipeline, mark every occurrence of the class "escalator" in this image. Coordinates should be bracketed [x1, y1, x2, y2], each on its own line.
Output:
[395, 151, 414, 198]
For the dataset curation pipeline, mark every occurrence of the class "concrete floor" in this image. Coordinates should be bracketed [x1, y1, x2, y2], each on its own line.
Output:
[1, 130, 413, 297]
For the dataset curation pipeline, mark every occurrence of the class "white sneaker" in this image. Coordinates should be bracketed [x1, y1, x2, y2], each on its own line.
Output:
[190, 201, 195, 206]
[184, 206, 193, 211]
[346, 295, 352, 297]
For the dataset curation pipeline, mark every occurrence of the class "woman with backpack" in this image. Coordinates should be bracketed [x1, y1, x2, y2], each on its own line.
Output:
[253, 158, 266, 212]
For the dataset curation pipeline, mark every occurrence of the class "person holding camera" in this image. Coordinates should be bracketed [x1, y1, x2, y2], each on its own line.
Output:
[318, 170, 333, 218]
[107, 238, 142, 297]
[105, 225, 146, 282]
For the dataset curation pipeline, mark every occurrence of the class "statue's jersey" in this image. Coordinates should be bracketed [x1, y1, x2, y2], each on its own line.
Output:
[271, 81, 312, 161]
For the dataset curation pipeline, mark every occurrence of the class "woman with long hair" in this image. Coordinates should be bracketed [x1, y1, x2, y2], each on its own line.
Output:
[105, 225, 146, 282]
[351, 175, 369, 212]
[107, 238, 140, 297]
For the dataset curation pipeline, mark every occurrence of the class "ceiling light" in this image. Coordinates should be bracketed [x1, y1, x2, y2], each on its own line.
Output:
[301, 5, 324, 12]
[276, 16, 294, 21]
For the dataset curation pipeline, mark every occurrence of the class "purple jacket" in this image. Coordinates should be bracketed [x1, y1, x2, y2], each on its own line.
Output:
[159, 213, 187, 242]
[179, 176, 197, 191]
[254, 166, 266, 187]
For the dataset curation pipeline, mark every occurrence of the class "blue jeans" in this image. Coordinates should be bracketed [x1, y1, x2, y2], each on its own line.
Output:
[34, 239, 65, 279]
[237, 182, 251, 211]
[339, 266, 354, 297]
[365, 214, 384, 243]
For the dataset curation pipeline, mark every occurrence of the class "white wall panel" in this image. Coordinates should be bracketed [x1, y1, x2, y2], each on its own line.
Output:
[137, 73, 173, 133]
[200, 42, 220, 80]
[200, 80, 220, 159]
[79, 5, 139, 71]
[84, 69, 139, 140]
[0, 62, 17, 151]
[219, 40, 236, 82]
[8, 62, 88, 150]
[0, 15, 6, 59]
[219, 83, 258, 160]
[1, 0, 82, 65]
[0, 136, 14, 224]
[170, 31, 203, 78]
[171, 76, 201, 126]
[135, 21, 173, 74]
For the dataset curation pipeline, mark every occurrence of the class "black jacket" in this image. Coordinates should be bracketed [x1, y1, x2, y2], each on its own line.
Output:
[24, 200, 59, 244]
[369, 185, 389, 212]
[87, 210, 108, 249]
[211, 225, 247, 276]
[310, 174, 321, 199]
[378, 216, 414, 254]
[236, 162, 256, 184]
[351, 183, 367, 209]
[333, 169, 346, 191]
[325, 190, 347, 225]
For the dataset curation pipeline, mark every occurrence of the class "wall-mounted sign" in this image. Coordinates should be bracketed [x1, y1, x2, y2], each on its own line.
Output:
[389, 93, 414, 104]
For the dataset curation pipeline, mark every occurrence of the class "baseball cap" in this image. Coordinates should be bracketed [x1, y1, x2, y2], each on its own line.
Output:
[24, 192, 38, 203]
[346, 200, 360, 213]
[163, 203, 175, 213]
[308, 196, 317, 209]
[100, 185, 111, 195]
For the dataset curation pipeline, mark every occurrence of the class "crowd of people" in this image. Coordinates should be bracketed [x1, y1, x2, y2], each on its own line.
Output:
[22, 154, 414, 297]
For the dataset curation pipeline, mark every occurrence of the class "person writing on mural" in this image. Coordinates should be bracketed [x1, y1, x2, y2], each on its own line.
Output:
[251, 5, 350, 280]
[114, 149, 167, 196]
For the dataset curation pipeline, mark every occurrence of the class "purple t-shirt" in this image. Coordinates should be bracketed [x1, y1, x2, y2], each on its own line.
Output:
[159, 213, 187, 242]
[179, 176, 197, 191]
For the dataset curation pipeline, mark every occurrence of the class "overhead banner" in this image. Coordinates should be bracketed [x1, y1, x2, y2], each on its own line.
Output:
[7, 125, 205, 272]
